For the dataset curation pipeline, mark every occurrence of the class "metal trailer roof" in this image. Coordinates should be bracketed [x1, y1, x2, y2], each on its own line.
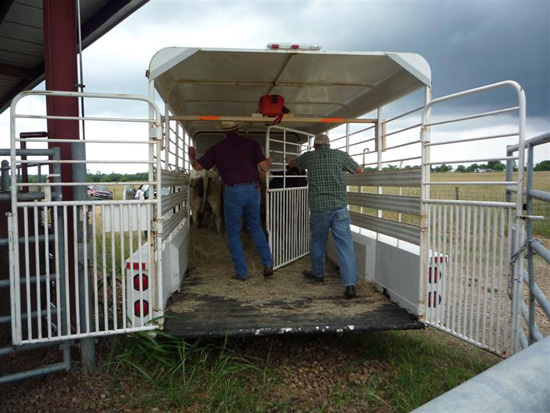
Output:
[0, 0, 149, 114]
[148, 47, 431, 138]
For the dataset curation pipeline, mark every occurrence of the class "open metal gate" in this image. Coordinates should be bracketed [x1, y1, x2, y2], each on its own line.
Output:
[7, 90, 164, 345]
[265, 126, 313, 269]
[420, 81, 526, 356]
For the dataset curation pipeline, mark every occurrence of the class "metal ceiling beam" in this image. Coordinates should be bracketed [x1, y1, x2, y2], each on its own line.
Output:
[174, 79, 376, 88]
[0, 0, 15, 24]
[0, 63, 37, 79]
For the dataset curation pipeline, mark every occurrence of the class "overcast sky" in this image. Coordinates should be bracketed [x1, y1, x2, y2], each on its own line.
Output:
[1, 0, 548, 166]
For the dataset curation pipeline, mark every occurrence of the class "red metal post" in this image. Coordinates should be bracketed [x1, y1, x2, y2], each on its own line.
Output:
[43, 0, 80, 200]
[43, 0, 79, 331]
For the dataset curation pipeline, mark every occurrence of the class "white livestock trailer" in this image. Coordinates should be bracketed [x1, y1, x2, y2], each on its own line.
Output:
[4, 45, 533, 364]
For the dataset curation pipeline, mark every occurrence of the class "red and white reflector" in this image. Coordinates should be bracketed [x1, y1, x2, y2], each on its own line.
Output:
[134, 300, 150, 317]
[267, 43, 322, 51]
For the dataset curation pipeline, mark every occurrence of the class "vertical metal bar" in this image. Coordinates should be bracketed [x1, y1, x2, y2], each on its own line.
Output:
[33, 206, 42, 340]
[23, 207, 32, 339]
[476, 207, 485, 341]
[482, 207, 492, 343]
[82, 205, 90, 334]
[472, 206, 480, 340]
[457, 205, 466, 333]
[419, 86, 432, 320]
[101, 205, 108, 331]
[73, 206, 80, 335]
[526, 143, 535, 344]
[146, 203, 152, 323]
[503, 207, 513, 353]
[92, 207, 99, 332]
[44, 206, 52, 339]
[63, 205, 71, 335]
[137, 203, 144, 327]
[436, 204, 442, 322]
[441, 205, 448, 326]
[489, 207, 498, 347]
[119, 204, 126, 329]
[495, 208, 505, 353]
[110, 205, 117, 330]
[426, 204, 433, 321]
[444, 205, 454, 328]
[54, 207, 62, 337]
[129, 202, 135, 327]
[461, 206, 471, 336]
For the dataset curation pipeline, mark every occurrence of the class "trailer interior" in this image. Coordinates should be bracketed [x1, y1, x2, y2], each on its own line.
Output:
[148, 46, 432, 338]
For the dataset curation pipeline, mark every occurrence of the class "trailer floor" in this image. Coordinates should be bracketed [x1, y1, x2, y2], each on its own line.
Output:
[164, 228, 423, 338]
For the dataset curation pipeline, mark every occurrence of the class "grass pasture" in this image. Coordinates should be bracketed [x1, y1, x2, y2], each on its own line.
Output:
[106, 328, 499, 412]
[351, 171, 550, 237]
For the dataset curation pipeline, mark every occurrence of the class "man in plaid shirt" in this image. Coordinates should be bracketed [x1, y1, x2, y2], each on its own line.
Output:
[288, 134, 362, 299]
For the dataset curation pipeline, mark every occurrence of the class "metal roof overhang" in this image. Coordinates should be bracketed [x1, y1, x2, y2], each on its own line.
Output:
[0, 0, 149, 114]
[148, 47, 431, 138]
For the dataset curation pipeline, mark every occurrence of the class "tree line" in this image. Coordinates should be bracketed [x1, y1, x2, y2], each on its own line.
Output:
[362, 160, 549, 173]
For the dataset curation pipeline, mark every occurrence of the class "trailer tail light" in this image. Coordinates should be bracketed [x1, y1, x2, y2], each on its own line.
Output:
[428, 267, 441, 283]
[267, 43, 322, 51]
[133, 274, 149, 291]
[427, 292, 442, 308]
[134, 300, 150, 317]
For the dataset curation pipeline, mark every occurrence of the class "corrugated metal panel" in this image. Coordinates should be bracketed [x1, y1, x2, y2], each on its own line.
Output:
[345, 169, 421, 187]
[347, 192, 421, 215]
[350, 212, 420, 245]
[161, 169, 188, 187]
[149, 48, 431, 139]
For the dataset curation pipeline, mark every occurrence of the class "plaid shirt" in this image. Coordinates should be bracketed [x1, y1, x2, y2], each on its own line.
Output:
[295, 146, 359, 212]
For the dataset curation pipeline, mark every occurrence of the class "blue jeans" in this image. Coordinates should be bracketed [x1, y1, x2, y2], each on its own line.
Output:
[224, 184, 273, 278]
[310, 207, 356, 286]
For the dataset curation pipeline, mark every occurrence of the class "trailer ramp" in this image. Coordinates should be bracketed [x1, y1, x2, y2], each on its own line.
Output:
[163, 229, 422, 338]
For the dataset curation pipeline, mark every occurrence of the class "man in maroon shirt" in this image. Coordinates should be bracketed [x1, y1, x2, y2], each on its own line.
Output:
[188, 122, 274, 280]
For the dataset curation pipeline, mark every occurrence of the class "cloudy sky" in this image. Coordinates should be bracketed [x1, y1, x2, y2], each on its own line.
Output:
[1, 0, 548, 167]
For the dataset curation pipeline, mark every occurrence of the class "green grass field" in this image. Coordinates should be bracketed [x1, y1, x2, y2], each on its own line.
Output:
[351, 171, 550, 237]
[105, 328, 499, 412]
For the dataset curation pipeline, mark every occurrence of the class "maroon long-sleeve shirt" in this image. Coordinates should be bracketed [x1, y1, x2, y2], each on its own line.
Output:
[198, 132, 267, 186]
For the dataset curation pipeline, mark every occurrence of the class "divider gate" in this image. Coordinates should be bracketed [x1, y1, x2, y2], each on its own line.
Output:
[265, 126, 313, 269]
[420, 81, 526, 356]
[7, 90, 164, 345]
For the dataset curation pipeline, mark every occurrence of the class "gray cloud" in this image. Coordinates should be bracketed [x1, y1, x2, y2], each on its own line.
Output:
[107, 0, 549, 121]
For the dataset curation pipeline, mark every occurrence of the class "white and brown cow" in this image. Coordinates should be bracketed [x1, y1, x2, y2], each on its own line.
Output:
[189, 169, 223, 234]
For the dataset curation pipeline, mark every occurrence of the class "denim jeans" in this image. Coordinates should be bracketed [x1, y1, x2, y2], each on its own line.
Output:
[224, 184, 273, 278]
[310, 207, 356, 286]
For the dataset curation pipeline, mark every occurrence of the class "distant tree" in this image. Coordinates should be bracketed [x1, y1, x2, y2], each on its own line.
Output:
[456, 165, 466, 173]
[383, 164, 398, 170]
[487, 160, 505, 171]
[534, 160, 550, 171]
[432, 164, 452, 173]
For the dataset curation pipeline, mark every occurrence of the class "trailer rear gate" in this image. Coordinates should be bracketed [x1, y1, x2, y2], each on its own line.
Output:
[163, 229, 422, 338]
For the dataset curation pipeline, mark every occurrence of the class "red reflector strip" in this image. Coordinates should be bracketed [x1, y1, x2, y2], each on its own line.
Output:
[321, 118, 346, 123]
[125, 262, 147, 270]
[199, 116, 220, 120]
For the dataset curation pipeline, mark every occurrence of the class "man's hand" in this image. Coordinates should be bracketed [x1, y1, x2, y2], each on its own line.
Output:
[258, 157, 272, 172]
[188, 146, 204, 171]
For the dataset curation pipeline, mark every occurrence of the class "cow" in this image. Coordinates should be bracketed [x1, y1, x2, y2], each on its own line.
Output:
[259, 166, 307, 228]
[189, 169, 223, 234]
[269, 165, 307, 189]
